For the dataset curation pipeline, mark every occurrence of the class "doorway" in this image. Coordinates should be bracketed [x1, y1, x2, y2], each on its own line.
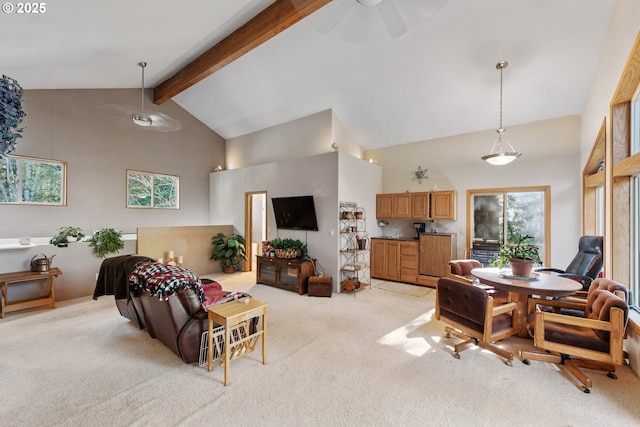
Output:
[244, 191, 267, 271]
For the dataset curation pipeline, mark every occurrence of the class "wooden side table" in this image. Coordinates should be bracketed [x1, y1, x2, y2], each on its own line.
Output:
[207, 298, 267, 386]
[0, 268, 62, 319]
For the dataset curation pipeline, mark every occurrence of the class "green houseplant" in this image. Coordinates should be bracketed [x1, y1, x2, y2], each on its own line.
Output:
[491, 233, 542, 276]
[270, 237, 307, 259]
[85, 228, 124, 258]
[211, 232, 247, 273]
[49, 226, 85, 248]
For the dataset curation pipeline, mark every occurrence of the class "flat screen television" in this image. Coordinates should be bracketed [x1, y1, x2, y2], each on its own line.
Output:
[271, 195, 319, 231]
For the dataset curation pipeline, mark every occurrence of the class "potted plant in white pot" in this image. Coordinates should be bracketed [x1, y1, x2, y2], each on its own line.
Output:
[491, 233, 542, 277]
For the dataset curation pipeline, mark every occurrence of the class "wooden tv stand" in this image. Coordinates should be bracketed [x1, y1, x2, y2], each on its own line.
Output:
[256, 256, 314, 295]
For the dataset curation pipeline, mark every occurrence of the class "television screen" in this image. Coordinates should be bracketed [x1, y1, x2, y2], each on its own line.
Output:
[271, 195, 319, 231]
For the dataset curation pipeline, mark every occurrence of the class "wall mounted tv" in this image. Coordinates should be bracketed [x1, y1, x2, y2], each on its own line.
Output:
[271, 195, 319, 231]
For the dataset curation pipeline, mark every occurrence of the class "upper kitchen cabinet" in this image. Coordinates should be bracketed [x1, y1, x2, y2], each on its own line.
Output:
[430, 190, 456, 220]
[376, 191, 456, 220]
[376, 193, 411, 219]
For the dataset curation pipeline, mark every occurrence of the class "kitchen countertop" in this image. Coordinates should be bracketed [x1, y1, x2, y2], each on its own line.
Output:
[372, 233, 456, 241]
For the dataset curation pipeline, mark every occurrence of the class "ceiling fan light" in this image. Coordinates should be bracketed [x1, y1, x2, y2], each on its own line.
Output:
[357, 0, 383, 6]
[132, 113, 152, 127]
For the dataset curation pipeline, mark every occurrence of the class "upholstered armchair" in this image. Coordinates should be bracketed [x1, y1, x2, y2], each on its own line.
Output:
[536, 235, 603, 290]
[448, 259, 510, 304]
[520, 289, 628, 393]
[527, 277, 628, 317]
[436, 277, 518, 365]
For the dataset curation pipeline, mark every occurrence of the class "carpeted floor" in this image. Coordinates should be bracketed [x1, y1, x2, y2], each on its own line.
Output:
[1, 272, 640, 426]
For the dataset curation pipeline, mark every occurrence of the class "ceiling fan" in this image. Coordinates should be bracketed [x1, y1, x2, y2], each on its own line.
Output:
[98, 62, 182, 132]
[318, 0, 445, 41]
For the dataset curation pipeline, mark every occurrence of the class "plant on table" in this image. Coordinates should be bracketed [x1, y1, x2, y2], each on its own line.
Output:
[211, 232, 247, 273]
[49, 226, 85, 248]
[270, 237, 307, 259]
[85, 228, 124, 258]
[491, 233, 542, 276]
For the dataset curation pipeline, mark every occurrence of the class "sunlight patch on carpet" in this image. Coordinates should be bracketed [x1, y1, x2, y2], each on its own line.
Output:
[377, 310, 435, 356]
[374, 281, 431, 297]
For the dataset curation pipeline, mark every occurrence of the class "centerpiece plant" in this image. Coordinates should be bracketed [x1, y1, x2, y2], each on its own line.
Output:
[491, 233, 542, 277]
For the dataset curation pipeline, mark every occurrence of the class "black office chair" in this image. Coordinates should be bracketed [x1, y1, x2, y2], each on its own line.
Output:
[536, 236, 603, 290]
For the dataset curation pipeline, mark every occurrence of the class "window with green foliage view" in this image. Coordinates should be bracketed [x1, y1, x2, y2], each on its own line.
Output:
[127, 170, 179, 209]
[0, 155, 66, 205]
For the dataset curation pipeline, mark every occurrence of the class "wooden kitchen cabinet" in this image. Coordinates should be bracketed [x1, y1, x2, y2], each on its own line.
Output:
[377, 191, 456, 220]
[411, 192, 430, 219]
[371, 239, 419, 285]
[399, 241, 419, 284]
[376, 193, 412, 219]
[371, 239, 400, 281]
[430, 191, 456, 220]
[418, 233, 457, 278]
[376, 194, 393, 219]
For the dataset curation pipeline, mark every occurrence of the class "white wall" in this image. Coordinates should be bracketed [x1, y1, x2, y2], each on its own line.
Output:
[0, 89, 224, 300]
[365, 115, 582, 268]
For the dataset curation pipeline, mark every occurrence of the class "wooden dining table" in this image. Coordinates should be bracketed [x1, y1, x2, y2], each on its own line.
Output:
[471, 267, 583, 338]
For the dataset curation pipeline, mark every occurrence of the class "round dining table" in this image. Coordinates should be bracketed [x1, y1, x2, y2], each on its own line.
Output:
[471, 267, 583, 338]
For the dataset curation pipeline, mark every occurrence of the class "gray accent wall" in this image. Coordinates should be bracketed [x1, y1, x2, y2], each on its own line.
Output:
[0, 89, 224, 301]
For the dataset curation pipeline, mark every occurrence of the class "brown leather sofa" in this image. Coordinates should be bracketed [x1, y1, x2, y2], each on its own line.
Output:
[95, 255, 209, 364]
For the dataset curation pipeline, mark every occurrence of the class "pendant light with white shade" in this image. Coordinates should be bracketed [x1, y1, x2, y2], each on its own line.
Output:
[481, 60, 521, 165]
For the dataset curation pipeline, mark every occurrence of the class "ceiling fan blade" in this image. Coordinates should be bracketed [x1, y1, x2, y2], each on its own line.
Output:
[377, 0, 407, 38]
[146, 112, 182, 132]
[96, 103, 138, 117]
[317, 0, 356, 34]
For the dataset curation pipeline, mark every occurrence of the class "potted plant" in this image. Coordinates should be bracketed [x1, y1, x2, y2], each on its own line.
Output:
[85, 228, 124, 258]
[49, 226, 85, 248]
[270, 237, 307, 259]
[491, 233, 542, 277]
[0, 74, 26, 157]
[211, 232, 248, 273]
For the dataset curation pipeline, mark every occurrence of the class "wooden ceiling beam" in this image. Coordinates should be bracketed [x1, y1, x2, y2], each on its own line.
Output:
[154, 0, 331, 104]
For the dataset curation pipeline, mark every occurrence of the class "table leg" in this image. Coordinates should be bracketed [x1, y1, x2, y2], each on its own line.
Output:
[513, 292, 529, 338]
[49, 276, 56, 308]
[262, 308, 267, 365]
[224, 322, 230, 386]
[207, 316, 213, 372]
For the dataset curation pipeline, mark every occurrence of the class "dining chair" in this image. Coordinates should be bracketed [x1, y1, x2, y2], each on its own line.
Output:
[448, 259, 510, 304]
[520, 289, 628, 393]
[436, 277, 518, 365]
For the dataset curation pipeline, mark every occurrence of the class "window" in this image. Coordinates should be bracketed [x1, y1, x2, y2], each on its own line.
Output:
[632, 176, 639, 308]
[468, 187, 550, 266]
[0, 155, 67, 205]
[126, 170, 179, 209]
[632, 88, 640, 155]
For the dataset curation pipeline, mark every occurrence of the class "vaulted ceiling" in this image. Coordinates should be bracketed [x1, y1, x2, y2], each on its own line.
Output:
[0, 0, 616, 150]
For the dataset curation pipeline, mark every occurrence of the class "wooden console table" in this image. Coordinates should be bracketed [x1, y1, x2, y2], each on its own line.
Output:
[0, 268, 62, 319]
[256, 255, 314, 295]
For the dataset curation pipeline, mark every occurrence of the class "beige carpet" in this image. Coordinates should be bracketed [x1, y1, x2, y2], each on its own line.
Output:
[1, 271, 640, 426]
[373, 280, 433, 297]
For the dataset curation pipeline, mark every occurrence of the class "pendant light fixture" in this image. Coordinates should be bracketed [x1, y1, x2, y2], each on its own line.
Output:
[481, 60, 521, 165]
